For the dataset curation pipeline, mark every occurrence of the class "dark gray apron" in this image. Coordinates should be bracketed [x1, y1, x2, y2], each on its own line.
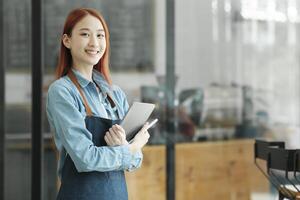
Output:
[56, 71, 128, 200]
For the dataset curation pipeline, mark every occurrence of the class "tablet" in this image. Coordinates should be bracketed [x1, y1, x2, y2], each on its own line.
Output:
[120, 102, 155, 141]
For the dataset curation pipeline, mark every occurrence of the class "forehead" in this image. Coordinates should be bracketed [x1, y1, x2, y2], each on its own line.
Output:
[73, 15, 104, 31]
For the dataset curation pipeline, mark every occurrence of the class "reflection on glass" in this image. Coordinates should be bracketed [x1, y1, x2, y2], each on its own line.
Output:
[224, 0, 232, 42]
[140, 85, 166, 144]
[212, 0, 219, 42]
[176, 0, 300, 147]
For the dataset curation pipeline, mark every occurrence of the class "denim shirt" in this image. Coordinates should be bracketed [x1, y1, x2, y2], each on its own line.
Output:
[46, 69, 143, 179]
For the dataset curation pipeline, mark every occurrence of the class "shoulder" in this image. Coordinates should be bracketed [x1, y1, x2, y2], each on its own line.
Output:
[111, 84, 127, 99]
[47, 76, 76, 100]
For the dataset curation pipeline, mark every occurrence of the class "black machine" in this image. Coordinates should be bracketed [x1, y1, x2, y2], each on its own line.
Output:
[254, 139, 300, 200]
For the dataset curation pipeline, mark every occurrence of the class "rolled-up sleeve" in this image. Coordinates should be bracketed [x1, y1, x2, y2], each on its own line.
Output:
[46, 83, 142, 172]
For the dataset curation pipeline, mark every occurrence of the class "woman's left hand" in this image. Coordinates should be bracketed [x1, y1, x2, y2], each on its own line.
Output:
[104, 124, 128, 146]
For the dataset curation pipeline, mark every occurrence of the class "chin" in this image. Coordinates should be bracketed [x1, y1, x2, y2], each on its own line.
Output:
[89, 62, 100, 67]
[86, 59, 101, 66]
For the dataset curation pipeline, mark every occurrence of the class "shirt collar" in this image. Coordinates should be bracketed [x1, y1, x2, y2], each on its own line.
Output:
[92, 70, 118, 111]
[71, 68, 91, 88]
[92, 69, 111, 94]
[70, 68, 111, 94]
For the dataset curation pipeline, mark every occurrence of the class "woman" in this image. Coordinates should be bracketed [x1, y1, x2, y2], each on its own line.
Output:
[46, 8, 150, 200]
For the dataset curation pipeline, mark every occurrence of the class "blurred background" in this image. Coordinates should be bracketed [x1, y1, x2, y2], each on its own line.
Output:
[2, 0, 300, 199]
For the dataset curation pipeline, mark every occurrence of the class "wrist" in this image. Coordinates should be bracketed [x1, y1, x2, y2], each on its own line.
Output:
[129, 143, 140, 154]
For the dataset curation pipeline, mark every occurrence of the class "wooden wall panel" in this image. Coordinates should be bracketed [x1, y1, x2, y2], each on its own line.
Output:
[126, 139, 269, 200]
[125, 145, 166, 200]
[175, 139, 269, 200]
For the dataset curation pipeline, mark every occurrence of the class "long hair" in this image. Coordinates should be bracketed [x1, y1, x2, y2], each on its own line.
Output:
[55, 8, 112, 84]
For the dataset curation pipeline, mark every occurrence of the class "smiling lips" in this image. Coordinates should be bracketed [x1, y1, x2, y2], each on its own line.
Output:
[85, 49, 100, 55]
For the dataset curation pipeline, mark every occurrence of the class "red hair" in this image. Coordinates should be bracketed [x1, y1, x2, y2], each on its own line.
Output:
[55, 8, 112, 85]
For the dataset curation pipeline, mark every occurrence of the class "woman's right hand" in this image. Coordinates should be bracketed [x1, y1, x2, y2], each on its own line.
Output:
[129, 123, 150, 153]
[105, 124, 128, 146]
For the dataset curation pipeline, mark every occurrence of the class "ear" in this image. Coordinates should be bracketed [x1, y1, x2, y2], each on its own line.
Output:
[62, 34, 71, 49]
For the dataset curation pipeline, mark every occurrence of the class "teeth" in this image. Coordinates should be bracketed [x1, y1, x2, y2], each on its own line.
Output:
[85, 50, 98, 55]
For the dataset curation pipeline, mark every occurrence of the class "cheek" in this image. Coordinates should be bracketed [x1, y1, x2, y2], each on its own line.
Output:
[101, 39, 107, 48]
[71, 38, 87, 49]
[75, 41, 86, 49]
[102, 43, 107, 53]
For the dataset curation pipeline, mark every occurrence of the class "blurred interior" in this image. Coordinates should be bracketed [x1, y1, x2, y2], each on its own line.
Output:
[3, 0, 300, 199]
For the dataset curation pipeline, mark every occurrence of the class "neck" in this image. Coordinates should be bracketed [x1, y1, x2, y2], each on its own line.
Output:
[72, 64, 93, 81]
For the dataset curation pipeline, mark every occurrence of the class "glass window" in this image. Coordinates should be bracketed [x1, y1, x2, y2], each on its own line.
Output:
[4, 0, 300, 199]
[4, 0, 32, 199]
[175, 0, 300, 199]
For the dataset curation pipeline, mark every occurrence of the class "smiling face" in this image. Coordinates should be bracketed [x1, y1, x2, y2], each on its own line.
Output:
[62, 14, 106, 70]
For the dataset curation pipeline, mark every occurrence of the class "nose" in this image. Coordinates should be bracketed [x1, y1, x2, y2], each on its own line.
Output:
[88, 34, 99, 47]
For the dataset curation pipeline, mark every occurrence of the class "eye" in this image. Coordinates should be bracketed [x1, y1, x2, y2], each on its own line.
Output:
[80, 32, 89, 37]
[97, 33, 105, 38]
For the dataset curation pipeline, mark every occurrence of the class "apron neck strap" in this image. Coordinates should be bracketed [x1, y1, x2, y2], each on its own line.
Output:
[67, 70, 93, 116]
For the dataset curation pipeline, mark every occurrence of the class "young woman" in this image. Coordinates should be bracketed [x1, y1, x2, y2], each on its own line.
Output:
[46, 8, 150, 200]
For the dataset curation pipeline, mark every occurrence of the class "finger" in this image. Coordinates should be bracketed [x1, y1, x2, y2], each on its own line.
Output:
[140, 122, 149, 133]
[112, 126, 126, 140]
[106, 132, 115, 145]
[145, 131, 150, 139]
[111, 126, 122, 136]
[111, 126, 124, 135]
[115, 124, 125, 133]
[104, 134, 112, 146]
[113, 125, 125, 136]
[110, 127, 122, 140]
[107, 132, 115, 145]
[113, 127, 125, 139]
[106, 132, 116, 145]
[108, 132, 121, 145]
[112, 130, 123, 141]
[109, 128, 121, 142]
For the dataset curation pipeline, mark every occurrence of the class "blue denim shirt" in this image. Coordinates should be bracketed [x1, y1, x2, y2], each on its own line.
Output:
[46, 69, 143, 179]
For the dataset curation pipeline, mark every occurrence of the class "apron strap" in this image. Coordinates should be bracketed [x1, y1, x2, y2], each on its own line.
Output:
[67, 70, 93, 116]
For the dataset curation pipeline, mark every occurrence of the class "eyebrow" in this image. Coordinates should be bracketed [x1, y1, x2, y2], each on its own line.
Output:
[79, 28, 105, 32]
